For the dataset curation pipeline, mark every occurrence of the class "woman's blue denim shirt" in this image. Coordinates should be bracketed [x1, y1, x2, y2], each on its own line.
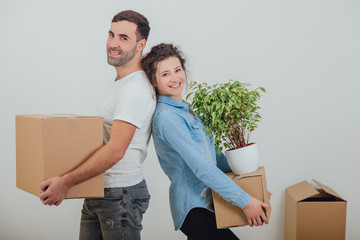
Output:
[152, 95, 251, 230]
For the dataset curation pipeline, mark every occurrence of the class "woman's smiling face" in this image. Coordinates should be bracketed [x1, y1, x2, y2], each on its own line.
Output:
[155, 56, 185, 101]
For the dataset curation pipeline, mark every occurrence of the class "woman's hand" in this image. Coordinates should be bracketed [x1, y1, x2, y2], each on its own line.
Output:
[242, 197, 269, 227]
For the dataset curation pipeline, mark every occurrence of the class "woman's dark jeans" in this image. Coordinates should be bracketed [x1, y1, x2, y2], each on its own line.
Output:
[180, 208, 239, 240]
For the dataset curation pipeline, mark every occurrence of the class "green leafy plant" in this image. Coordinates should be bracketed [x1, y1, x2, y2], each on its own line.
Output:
[186, 80, 266, 153]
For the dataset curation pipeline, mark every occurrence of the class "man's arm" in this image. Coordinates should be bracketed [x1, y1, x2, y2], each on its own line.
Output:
[39, 120, 136, 206]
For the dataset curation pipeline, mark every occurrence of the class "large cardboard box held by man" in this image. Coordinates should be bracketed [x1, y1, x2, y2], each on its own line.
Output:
[285, 179, 347, 240]
[16, 114, 104, 198]
[212, 166, 271, 229]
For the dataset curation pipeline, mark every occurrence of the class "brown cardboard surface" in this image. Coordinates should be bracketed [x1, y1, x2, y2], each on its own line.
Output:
[212, 166, 271, 229]
[313, 179, 344, 201]
[16, 114, 104, 198]
[285, 179, 347, 240]
[16, 116, 44, 196]
[285, 181, 319, 202]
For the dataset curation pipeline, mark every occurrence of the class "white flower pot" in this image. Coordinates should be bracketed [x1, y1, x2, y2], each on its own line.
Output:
[225, 143, 259, 175]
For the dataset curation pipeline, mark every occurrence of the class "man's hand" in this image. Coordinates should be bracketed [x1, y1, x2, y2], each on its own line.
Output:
[39, 176, 70, 206]
[242, 197, 269, 227]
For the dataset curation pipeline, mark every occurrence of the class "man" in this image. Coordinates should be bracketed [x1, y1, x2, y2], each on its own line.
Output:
[39, 10, 156, 240]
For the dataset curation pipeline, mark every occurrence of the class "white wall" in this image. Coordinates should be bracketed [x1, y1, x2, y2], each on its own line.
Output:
[1, 0, 359, 239]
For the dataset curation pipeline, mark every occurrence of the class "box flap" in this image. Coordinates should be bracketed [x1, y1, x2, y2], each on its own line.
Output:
[313, 179, 345, 201]
[231, 166, 265, 180]
[286, 180, 319, 202]
[15, 114, 46, 119]
[45, 114, 82, 118]
[16, 114, 101, 119]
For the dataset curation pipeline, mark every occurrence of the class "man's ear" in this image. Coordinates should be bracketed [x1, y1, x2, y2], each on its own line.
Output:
[137, 39, 146, 53]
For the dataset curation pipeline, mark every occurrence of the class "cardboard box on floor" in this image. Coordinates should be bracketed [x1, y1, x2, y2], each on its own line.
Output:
[212, 166, 271, 229]
[285, 179, 347, 240]
[16, 114, 104, 198]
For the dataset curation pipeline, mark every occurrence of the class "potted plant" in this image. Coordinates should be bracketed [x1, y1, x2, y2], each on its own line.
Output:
[186, 80, 266, 175]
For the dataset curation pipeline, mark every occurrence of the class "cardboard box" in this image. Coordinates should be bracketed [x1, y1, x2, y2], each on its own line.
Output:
[285, 179, 347, 240]
[212, 166, 271, 228]
[16, 114, 104, 198]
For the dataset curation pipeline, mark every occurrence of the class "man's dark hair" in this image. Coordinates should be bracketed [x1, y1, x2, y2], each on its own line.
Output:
[112, 10, 150, 41]
[141, 43, 187, 98]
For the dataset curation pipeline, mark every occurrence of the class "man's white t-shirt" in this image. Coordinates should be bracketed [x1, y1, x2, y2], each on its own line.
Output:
[98, 70, 156, 188]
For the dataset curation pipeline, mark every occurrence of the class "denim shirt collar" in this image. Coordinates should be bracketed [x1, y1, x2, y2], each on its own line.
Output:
[157, 95, 190, 111]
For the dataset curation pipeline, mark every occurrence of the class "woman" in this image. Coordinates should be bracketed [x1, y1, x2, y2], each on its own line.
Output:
[142, 43, 269, 240]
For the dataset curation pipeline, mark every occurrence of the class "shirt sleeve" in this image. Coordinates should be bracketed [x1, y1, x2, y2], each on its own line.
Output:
[113, 82, 154, 129]
[153, 111, 251, 209]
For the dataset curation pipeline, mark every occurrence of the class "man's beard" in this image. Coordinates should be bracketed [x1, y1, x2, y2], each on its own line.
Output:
[107, 44, 137, 67]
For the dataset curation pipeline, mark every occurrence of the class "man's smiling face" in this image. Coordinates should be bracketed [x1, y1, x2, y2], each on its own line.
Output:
[106, 20, 139, 67]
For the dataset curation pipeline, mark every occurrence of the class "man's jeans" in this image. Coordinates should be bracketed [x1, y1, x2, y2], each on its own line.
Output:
[79, 180, 150, 240]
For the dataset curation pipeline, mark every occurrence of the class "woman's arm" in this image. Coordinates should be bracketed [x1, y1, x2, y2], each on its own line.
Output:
[154, 111, 250, 208]
[154, 111, 269, 226]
